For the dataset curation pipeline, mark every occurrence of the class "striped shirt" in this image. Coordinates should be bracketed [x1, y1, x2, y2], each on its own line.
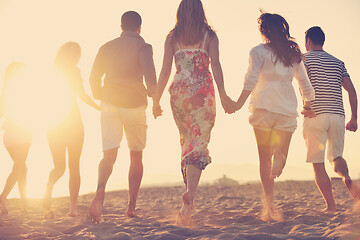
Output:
[303, 50, 350, 116]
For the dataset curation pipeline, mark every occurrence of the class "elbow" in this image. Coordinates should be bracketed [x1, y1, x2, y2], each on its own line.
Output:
[211, 60, 221, 70]
[159, 69, 171, 83]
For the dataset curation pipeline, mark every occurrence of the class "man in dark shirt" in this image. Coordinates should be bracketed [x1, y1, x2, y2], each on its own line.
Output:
[88, 11, 157, 221]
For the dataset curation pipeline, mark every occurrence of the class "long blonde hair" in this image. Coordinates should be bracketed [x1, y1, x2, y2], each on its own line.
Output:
[171, 0, 215, 45]
[54, 42, 81, 69]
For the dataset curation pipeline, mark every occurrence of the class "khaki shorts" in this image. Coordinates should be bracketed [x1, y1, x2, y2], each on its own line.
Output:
[303, 113, 345, 163]
[101, 102, 147, 151]
[249, 109, 297, 133]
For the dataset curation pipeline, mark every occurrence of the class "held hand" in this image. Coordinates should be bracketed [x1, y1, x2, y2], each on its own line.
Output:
[220, 95, 236, 114]
[301, 109, 316, 118]
[346, 118, 358, 132]
[226, 100, 240, 114]
[152, 104, 163, 119]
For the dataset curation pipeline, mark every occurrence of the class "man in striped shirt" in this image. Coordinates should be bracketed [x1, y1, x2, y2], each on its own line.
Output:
[302, 26, 359, 211]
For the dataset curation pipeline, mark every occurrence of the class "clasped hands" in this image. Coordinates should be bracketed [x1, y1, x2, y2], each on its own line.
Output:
[220, 95, 242, 114]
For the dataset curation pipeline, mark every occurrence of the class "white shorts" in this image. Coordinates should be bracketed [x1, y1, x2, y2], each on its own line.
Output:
[101, 102, 147, 151]
[249, 109, 297, 133]
[303, 113, 345, 163]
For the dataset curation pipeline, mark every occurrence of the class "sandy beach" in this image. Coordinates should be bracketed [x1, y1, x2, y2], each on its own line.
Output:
[0, 179, 359, 240]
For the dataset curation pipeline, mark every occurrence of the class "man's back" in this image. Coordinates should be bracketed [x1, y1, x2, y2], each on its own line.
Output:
[304, 50, 349, 117]
[90, 31, 156, 108]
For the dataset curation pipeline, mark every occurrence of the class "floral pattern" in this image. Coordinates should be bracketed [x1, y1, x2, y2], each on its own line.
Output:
[169, 49, 216, 184]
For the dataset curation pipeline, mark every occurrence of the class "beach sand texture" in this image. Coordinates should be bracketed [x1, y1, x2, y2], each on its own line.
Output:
[0, 180, 359, 240]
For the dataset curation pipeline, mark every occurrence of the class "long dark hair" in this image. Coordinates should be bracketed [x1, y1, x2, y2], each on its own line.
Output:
[258, 13, 301, 67]
[171, 0, 215, 45]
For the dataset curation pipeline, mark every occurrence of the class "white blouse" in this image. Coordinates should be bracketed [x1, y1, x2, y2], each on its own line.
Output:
[243, 44, 315, 117]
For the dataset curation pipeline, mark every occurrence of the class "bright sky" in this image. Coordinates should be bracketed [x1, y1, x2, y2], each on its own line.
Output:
[0, 0, 359, 198]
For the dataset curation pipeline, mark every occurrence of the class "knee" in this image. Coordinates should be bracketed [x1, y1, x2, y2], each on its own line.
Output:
[69, 166, 80, 178]
[130, 151, 143, 164]
[312, 163, 327, 175]
[54, 164, 66, 177]
[12, 162, 27, 174]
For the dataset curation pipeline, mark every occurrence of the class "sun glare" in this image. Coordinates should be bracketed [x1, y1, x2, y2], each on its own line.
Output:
[5, 66, 74, 133]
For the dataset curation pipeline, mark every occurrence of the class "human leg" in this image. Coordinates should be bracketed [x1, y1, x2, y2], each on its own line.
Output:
[88, 148, 118, 222]
[126, 150, 143, 217]
[331, 157, 360, 201]
[44, 135, 66, 211]
[0, 143, 30, 214]
[67, 126, 84, 217]
[120, 106, 147, 217]
[182, 164, 202, 212]
[271, 129, 293, 178]
[313, 163, 336, 211]
[253, 128, 277, 220]
[327, 115, 360, 200]
[17, 145, 29, 210]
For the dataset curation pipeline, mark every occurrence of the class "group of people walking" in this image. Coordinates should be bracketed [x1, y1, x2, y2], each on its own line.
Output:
[1, 0, 359, 224]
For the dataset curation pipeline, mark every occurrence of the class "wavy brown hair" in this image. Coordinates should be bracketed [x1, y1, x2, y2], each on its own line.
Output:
[171, 0, 215, 45]
[258, 13, 301, 67]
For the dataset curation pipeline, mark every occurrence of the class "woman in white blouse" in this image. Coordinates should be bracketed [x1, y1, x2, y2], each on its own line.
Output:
[233, 13, 315, 221]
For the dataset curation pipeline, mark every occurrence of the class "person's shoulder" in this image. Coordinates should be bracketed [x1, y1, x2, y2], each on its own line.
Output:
[252, 43, 266, 50]
[100, 37, 121, 50]
[249, 43, 267, 55]
[323, 51, 344, 64]
[165, 31, 175, 43]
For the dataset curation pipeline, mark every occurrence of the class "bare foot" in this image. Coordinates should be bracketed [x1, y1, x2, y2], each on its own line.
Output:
[176, 192, 194, 225]
[88, 189, 105, 223]
[68, 208, 80, 217]
[261, 201, 283, 222]
[353, 201, 360, 214]
[126, 209, 138, 218]
[43, 190, 52, 211]
[0, 196, 8, 215]
[271, 149, 285, 179]
[125, 201, 138, 218]
[322, 206, 337, 212]
[344, 177, 360, 201]
[44, 210, 55, 219]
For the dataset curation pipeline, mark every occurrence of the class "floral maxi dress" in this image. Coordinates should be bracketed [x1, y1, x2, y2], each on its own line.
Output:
[169, 32, 216, 184]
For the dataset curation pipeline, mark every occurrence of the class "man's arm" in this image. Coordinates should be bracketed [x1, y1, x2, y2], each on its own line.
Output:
[342, 76, 358, 132]
[140, 44, 157, 98]
[89, 48, 105, 100]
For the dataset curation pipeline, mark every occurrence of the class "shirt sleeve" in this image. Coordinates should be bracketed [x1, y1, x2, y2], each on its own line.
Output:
[342, 62, 350, 78]
[295, 61, 315, 101]
[89, 47, 105, 100]
[243, 47, 262, 91]
[140, 44, 157, 97]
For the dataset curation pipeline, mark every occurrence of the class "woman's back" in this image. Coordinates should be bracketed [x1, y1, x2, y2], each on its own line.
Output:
[170, 31, 215, 98]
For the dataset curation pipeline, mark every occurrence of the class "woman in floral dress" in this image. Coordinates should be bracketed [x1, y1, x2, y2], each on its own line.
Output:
[153, 0, 233, 221]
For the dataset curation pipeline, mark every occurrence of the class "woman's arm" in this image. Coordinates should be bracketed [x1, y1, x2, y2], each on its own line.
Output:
[208, 34, 233, 113]
[153, 33, 174, 118]
[233, 47, 262, 112]
[236, 90, 251, 111]
[295, 61, 315, 102]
